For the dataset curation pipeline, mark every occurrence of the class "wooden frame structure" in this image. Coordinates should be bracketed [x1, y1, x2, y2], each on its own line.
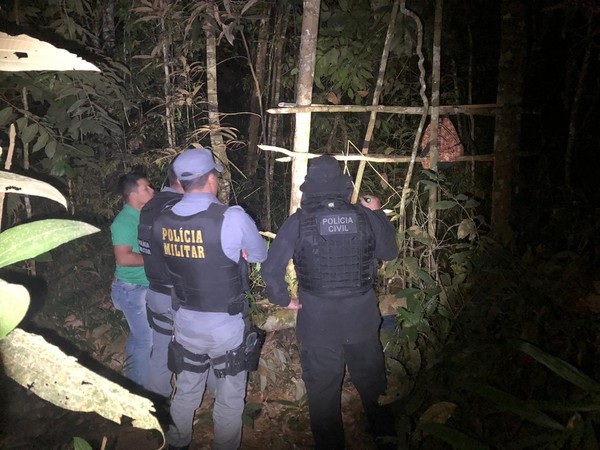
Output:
[259, 0, 502, 239]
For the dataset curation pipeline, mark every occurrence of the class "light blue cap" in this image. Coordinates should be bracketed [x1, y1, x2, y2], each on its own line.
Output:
[173, 148, 223, 180]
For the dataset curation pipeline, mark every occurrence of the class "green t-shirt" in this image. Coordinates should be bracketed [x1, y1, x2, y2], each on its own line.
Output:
[110, 204, 149, 286]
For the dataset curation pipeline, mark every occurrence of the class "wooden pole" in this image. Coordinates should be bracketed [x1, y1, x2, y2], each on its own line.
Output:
[491, 0, 526, 241]
[0, 124, 17, 232]
[427, 0, 443, 247]
[268, 103, 499, 115]
[352, 0, 400, 203]
[398, 0, 429, 243]
[259, 144, 494, 164]
[289, 0, 320, 215]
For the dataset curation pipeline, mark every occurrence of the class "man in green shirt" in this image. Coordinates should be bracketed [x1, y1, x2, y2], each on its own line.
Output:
[110, 172, 155, 388]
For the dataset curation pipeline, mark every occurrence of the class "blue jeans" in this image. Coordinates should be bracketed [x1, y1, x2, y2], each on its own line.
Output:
[111, 279, 152, 388]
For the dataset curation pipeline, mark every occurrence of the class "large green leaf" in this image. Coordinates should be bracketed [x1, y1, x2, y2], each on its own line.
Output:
[530, 400, 600, 413]
[0, 171, 67, 208]
[511, 340, 600, 394]
[0, 219, 99, 269]
[0, 106, 14, 125]
[0, 278, 30, 339]
[465, 382, 565, 431]
[403, 256, 436, 286]
[21, 123, 39, 144]
[1, 329, 164, 440]
[32, 130, 50, 153]
[418, 422, 490, 450]
[406, 225, 433, 245]
[73, 437, 93, 450]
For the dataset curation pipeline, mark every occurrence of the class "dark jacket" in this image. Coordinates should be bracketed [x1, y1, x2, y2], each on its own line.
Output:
[138, 188, 182, 294]
[261, 192, 398, 346]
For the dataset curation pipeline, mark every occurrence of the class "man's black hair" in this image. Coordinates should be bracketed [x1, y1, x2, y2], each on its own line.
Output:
[117, 171, 146, 199]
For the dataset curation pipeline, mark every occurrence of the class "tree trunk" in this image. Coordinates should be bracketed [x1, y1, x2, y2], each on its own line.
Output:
[427, 0, 442, 268]
[398, 0, 429, 241]
[160, 0, 176, 149]
[205, 23, 231, 205]
[101, 0, 115, 52]
[262, 3, 290, 232]
[289, 0, 320, 215]
[490, 0, 526, 242]
[564, 16, 592, 190]
[244, 8, 270, 178]
[21, 87, 35, 276]
[352, 0, 400, 203]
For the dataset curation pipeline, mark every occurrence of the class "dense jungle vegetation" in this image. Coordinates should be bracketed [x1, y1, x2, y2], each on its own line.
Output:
[0, 0, 599, 449]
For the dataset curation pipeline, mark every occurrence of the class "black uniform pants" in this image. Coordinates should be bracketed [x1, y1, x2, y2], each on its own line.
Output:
[299, 337, 391, 449]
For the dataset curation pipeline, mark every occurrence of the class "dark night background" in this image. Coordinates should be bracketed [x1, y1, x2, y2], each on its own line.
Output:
[0, 1, 599, 449]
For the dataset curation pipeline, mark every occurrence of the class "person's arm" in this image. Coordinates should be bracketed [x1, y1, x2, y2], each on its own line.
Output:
[260, 215, 299, 308]
[111, 213, 145, 267]
[223, 206, 268, 263]
[113, 245, 145, 266]
[240, 217, 268, 263]
[360, 195, 398, 261]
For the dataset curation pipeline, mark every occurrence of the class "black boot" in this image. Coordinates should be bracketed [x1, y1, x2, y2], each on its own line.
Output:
[366, 404, 397, 450]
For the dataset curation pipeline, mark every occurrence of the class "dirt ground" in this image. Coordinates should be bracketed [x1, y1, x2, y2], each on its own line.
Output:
[0, 327, 381, 450]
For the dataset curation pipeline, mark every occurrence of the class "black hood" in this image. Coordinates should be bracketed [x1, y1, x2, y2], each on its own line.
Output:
[299, 155, 353, 196]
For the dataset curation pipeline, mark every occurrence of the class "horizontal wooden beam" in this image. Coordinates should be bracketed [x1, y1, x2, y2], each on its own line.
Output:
[258, 144, 495, 163]
[267, 103, 501, 116]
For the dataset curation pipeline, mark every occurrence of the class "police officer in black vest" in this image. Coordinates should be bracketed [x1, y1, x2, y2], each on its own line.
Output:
[153, 148, 267, 450]
[137, 159, 183, 399]
[261, 155, 398, 449]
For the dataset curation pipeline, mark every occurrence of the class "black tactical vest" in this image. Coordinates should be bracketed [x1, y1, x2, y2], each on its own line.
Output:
[138, 190, 182, 294]
[294, 201, 375, 297]
[153, 203, 243, 312]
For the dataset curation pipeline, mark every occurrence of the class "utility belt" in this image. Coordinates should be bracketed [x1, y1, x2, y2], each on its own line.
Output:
[172, 294, 247, 316]
[146, 306, 173, 336]
[167, 325, 265, 378]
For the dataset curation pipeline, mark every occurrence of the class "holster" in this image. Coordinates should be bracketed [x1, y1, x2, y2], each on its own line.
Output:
[212, 325, 266, 378]
[167, 339, 184, 374]
[146, 306, 173, 336]
[167, 339, 210, 375]
[244, 326, 266, 372]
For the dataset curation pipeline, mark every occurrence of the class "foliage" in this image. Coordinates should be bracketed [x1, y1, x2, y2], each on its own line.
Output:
[34, 227, 125, 369]
[73, 437, 93, 450]
[382, 168, 487, 360]
[0, 169, 163, 444]
[0, 1, 595, 448]
[0, 172, 99, 339]
[2, 328, 163, 440]
[0, 65, 132, 175]
[316, 0, 415, 104]
[390, 223, 600, 449]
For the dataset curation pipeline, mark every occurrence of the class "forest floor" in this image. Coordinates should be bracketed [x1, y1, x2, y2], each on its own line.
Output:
[5, 225, 598, 450]
[0, 294, 383, 450]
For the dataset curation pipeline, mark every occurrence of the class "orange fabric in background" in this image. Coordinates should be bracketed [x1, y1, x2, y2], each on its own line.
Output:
[420, 117, 464, 169]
